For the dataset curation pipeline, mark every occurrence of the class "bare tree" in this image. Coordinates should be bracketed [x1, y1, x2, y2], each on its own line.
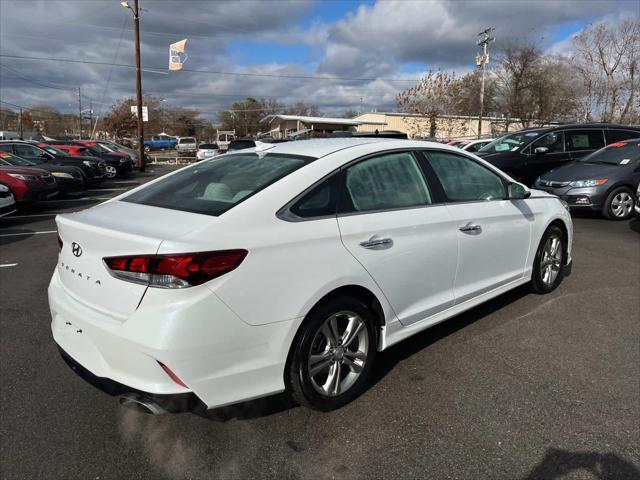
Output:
[396, 71, 457, 137]
[493, 43, 542, 128]
[572, 20, 640, 123]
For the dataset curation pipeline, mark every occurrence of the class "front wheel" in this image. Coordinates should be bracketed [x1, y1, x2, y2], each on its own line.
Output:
[288, 296, 378, 411]
[603, 186, 635, 220]
[530, 225, 566, 294]
[104, 165, 117, 178]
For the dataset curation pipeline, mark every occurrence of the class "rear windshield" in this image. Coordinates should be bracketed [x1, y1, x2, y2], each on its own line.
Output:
[579, 140, 640, 165]
[199, 143, 218, 149]
[229, 140, 255, 150]
[179, 137, 196, 144]
[123, 153, 313, 216]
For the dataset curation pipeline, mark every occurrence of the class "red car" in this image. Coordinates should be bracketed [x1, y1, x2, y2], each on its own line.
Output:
[0, 165, 59, 202]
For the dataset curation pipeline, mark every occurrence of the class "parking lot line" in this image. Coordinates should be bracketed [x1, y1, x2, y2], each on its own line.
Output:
[0, 263, 18, 268]
[0, 230, 57, 237]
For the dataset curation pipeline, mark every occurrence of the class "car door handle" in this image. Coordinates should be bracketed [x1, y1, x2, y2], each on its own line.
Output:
[359, 236, 394, 250]
[459, 223, 482, 233]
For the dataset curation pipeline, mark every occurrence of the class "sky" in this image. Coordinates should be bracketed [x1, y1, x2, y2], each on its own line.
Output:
[0, 0, 638, 123]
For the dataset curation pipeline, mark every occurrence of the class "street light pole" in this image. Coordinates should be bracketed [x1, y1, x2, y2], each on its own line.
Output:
[133, 0, 145, 171]
[122, 0, 146, 171]
[476, 27, 494, 140]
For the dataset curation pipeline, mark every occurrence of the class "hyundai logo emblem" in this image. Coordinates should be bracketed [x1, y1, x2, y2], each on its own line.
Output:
[71, 242, 83, 257]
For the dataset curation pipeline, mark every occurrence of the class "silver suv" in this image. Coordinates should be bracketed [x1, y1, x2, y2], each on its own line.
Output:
[176, 137, 197, 155]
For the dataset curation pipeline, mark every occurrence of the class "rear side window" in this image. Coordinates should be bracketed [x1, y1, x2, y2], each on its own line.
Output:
[608, 129, 640, 142]
[290, 175, 338, 218]
[179, 137, 196, 144]
[565, 130, 605, 151]
[341, 152, 432, 213]
[123, 153, 312, 216]
[427, 151, 506, 202]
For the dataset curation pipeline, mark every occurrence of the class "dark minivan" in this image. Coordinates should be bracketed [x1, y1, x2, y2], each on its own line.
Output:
[476, 123, 640, 186]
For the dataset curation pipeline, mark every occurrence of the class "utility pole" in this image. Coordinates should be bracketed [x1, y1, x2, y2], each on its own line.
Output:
[122, 0, 146, 171]
[18, 107, 23, 138]
[476, 27, 494, 139]
[89, 101, 93, 139]
[77, 87, 83, 139]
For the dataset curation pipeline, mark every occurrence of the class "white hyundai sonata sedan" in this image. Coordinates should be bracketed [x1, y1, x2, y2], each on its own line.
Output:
[49, 138, 573, 413]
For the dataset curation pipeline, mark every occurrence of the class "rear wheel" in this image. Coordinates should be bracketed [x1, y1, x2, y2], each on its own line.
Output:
[602, 186, 634, 220]
[288, 296, 377, 411]
[530, 225, 566, 294]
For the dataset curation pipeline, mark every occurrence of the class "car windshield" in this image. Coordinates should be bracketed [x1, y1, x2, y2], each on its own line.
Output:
[87, 143, 109, 153]
[84, 146, 102, 156]
[0, 152, 36, 166]
[579, 140, 640, 165]
[478, 131, 542, 153]
[42, 145, 67, 155]
[123, 153, 313, 216]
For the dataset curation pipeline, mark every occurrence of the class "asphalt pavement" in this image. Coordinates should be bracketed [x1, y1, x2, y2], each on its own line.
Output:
[1, 170, 638, 480]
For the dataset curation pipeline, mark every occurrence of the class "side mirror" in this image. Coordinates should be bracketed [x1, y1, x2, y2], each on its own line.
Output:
[534, 146, 549, 155]
[508, 182, 531, 200]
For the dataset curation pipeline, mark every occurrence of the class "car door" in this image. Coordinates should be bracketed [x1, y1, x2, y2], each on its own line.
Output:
[523, 131, 570, 183]
[565, 129, 606, 161]
[336, 150, 458, 327]
[424, 150, 531, 305]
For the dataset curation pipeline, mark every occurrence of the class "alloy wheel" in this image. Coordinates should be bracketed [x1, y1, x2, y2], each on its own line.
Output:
[611, 192, 634, 218]
[540, 234, 563, 287]
[308, 311, 369, 397]
[105, 165, 117, 178]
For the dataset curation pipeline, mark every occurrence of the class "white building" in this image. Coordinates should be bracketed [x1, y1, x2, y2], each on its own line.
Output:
[260, 114, 387, 139]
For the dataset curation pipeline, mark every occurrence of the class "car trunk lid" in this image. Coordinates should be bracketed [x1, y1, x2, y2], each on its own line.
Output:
[55, 200, 211, 320]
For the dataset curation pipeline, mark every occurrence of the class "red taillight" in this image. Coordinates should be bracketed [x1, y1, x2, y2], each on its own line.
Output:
[57, 234, 63, 251]
[157, 361, 188, 388]
[103, 249, 248, 288]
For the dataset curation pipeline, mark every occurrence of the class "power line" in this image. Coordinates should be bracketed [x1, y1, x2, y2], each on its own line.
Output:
[0, 64, 75, 92]
[0, 53, 421, 83]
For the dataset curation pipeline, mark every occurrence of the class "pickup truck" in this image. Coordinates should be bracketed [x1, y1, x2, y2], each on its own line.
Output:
[143, 135, 177, 152]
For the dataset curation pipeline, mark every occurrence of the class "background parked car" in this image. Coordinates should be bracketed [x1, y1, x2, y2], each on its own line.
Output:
[52, 142, 132, 178]
[0, 152, 84, 196]
[176, 137, 197, 155]
[477, 123, 640, 186]
[0, 141, 105, 185]
[0, 183, 17, 216]
[226, 139, 268, 152]
[144, 134, 177, 152]
[95, 140, 144, 168]
[534, 138, 640, 220]
[459, 138, 495, 152]
[0, 165, 58, 202]
[196, 143, 219, 161]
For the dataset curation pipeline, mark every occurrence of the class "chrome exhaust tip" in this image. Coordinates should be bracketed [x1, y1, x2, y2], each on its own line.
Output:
[119, 394, 167, 415]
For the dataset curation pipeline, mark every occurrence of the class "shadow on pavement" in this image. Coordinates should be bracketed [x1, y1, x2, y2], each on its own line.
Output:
[523, 448, 640, 480]
[629, 217, 640, 234]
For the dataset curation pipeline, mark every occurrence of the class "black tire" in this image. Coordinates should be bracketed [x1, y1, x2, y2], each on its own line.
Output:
[530, 225, 567, 294]
[287, 296, 378, 411]
[602, 186, 635, 220]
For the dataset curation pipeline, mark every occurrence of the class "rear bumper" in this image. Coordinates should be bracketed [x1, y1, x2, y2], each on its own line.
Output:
[57, 346, 205, 413]
[48, 269, 302, 410]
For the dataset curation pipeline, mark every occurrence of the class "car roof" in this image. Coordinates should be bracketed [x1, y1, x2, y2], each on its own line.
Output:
[255, 137, 403, 158]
